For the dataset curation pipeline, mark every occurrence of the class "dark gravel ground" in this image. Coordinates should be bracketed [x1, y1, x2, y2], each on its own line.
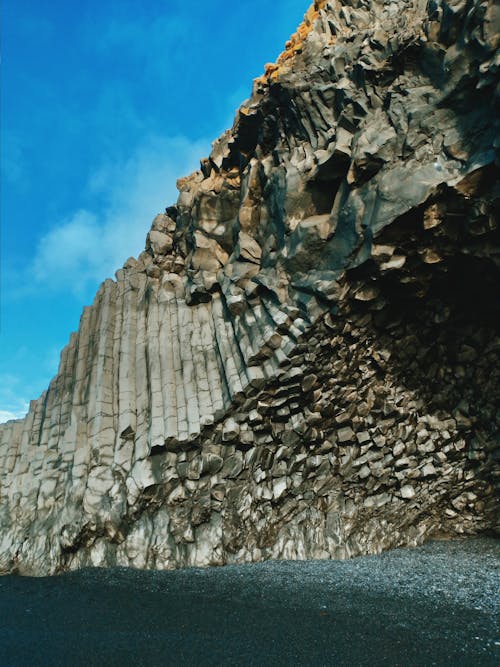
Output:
[0, 537, 498, 666]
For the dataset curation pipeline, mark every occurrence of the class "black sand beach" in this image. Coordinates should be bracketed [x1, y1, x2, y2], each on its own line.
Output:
[0, 538, 498, 667]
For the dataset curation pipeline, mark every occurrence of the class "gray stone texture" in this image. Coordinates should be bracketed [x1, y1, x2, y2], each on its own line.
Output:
[0, 0, 498, 574]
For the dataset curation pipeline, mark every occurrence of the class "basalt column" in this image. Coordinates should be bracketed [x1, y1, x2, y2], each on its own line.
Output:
[0, 0, 498, 575]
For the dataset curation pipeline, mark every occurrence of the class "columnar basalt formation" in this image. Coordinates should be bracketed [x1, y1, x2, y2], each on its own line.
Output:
[1, 0, 498, 575]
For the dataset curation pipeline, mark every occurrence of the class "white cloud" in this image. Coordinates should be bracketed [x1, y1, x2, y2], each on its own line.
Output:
[0, 408, 28, 424]
[0, 377, 29, 423]
[30, 134, 210, 294]
[2, 134, 212, 419]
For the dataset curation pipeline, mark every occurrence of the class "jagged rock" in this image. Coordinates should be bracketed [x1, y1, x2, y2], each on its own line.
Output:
[148, 230, 173, 256]
[0, 0, 498, 575]
[401, 485, 416, 500]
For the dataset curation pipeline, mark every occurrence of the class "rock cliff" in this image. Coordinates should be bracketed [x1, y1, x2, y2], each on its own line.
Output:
[1, 0, 499, 575]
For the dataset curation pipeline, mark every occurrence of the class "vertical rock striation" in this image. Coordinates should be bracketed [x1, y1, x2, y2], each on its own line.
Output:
[1, 0, 499, 574]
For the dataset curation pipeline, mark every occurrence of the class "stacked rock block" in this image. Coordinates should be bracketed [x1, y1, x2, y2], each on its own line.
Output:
[0, 0, 498, 574]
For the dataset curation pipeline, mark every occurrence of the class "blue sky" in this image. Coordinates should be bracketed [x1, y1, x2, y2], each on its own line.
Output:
[0, 0, 308, 422]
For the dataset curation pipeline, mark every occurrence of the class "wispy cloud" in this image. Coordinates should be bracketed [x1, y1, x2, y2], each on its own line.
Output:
[0, 408, 28, 424]
[0, 346, 71, 424]
[29, 134, 209, 295]
[0, 374, 29, 423]
[1, 134, 210, 420]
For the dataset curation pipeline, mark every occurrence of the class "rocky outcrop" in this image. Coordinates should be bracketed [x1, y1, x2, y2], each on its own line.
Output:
[1, 0, 498, 575]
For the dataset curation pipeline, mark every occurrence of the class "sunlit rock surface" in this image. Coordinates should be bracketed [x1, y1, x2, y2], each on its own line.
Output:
[1, 0, 498, 575]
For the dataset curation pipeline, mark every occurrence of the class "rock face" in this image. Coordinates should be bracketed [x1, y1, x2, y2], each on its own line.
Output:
[1, 0, 499, 575]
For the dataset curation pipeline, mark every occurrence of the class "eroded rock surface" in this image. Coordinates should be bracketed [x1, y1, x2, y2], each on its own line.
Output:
[1, 0, 499, 575]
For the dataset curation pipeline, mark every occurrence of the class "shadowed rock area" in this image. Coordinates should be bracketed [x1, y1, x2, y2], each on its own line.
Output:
[0, 0, 499, 575]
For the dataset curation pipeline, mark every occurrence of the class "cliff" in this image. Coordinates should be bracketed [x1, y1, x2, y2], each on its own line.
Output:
[1, 0, 498, 575]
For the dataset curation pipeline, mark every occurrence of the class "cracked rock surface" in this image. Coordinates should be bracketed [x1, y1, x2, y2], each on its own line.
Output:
[1, 0, 499, 575]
